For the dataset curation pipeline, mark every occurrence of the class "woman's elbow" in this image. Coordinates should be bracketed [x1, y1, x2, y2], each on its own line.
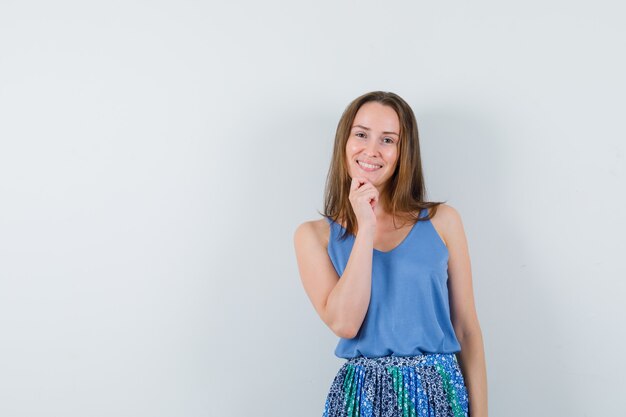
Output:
[454, 319, 483, 344]
[330, 319, 359, 339]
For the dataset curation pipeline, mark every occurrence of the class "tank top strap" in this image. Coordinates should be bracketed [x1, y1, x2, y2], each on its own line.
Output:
[324, 216, 335, 244]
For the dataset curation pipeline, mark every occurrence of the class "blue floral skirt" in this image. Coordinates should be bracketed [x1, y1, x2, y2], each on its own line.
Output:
[322, 353, 469, 417]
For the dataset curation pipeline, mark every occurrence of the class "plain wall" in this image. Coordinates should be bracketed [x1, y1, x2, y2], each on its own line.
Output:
[1, 1, 624, 416]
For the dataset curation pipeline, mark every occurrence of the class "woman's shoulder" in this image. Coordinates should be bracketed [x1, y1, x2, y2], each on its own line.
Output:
[426, 203, 465, 247]
[293, 217, 332, 251]
[428, 203, 463, 222]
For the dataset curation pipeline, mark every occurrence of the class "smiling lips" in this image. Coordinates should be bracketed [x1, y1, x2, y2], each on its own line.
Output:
[357, 159, 382, 171]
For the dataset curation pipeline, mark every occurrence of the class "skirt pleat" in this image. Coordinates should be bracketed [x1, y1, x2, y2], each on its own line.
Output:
[322, 353, 469, 417]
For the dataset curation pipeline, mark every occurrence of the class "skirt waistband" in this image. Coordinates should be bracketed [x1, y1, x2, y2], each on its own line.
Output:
[345, 352, 458, 368]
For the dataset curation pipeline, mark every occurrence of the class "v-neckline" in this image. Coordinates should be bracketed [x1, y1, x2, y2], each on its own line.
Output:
[372, 221, 418, 254]
[332, 210, 424, 255]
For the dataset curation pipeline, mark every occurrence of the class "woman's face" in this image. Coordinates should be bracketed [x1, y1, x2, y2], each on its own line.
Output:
[345, 101, 400, 187]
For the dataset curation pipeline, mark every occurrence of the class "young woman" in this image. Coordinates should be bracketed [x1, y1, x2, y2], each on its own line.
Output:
[293, 91, 488, 417]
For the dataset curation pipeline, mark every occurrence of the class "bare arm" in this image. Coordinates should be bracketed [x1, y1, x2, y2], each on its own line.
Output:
[293, 220, 376, 338]
[442, 204, 488, 417]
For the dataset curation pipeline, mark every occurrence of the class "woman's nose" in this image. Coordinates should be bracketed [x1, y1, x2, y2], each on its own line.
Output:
[365, 138, 380, 154]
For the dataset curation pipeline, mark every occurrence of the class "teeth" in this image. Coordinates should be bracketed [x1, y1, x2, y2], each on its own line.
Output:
[358, 160, 382, 169]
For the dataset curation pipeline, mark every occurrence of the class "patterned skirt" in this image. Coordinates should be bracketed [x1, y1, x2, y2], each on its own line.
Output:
[322, 353, 469, 417]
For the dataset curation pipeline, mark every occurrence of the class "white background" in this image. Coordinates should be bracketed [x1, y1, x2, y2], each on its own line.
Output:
[1, 1, 624, 416]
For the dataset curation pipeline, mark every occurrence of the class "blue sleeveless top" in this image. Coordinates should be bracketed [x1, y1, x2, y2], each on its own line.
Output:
[325, 208, 461, 359]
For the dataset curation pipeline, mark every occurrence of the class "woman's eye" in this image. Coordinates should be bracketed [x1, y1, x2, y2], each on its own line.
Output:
[355, 132, 366, 138]
[383, 137, 394, 144]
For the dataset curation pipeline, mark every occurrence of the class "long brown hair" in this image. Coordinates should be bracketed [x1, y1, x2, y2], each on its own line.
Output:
[318, 91, 446, 240]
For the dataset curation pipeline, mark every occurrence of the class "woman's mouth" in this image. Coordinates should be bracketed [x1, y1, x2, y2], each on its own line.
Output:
[357, 160, 382, 172]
